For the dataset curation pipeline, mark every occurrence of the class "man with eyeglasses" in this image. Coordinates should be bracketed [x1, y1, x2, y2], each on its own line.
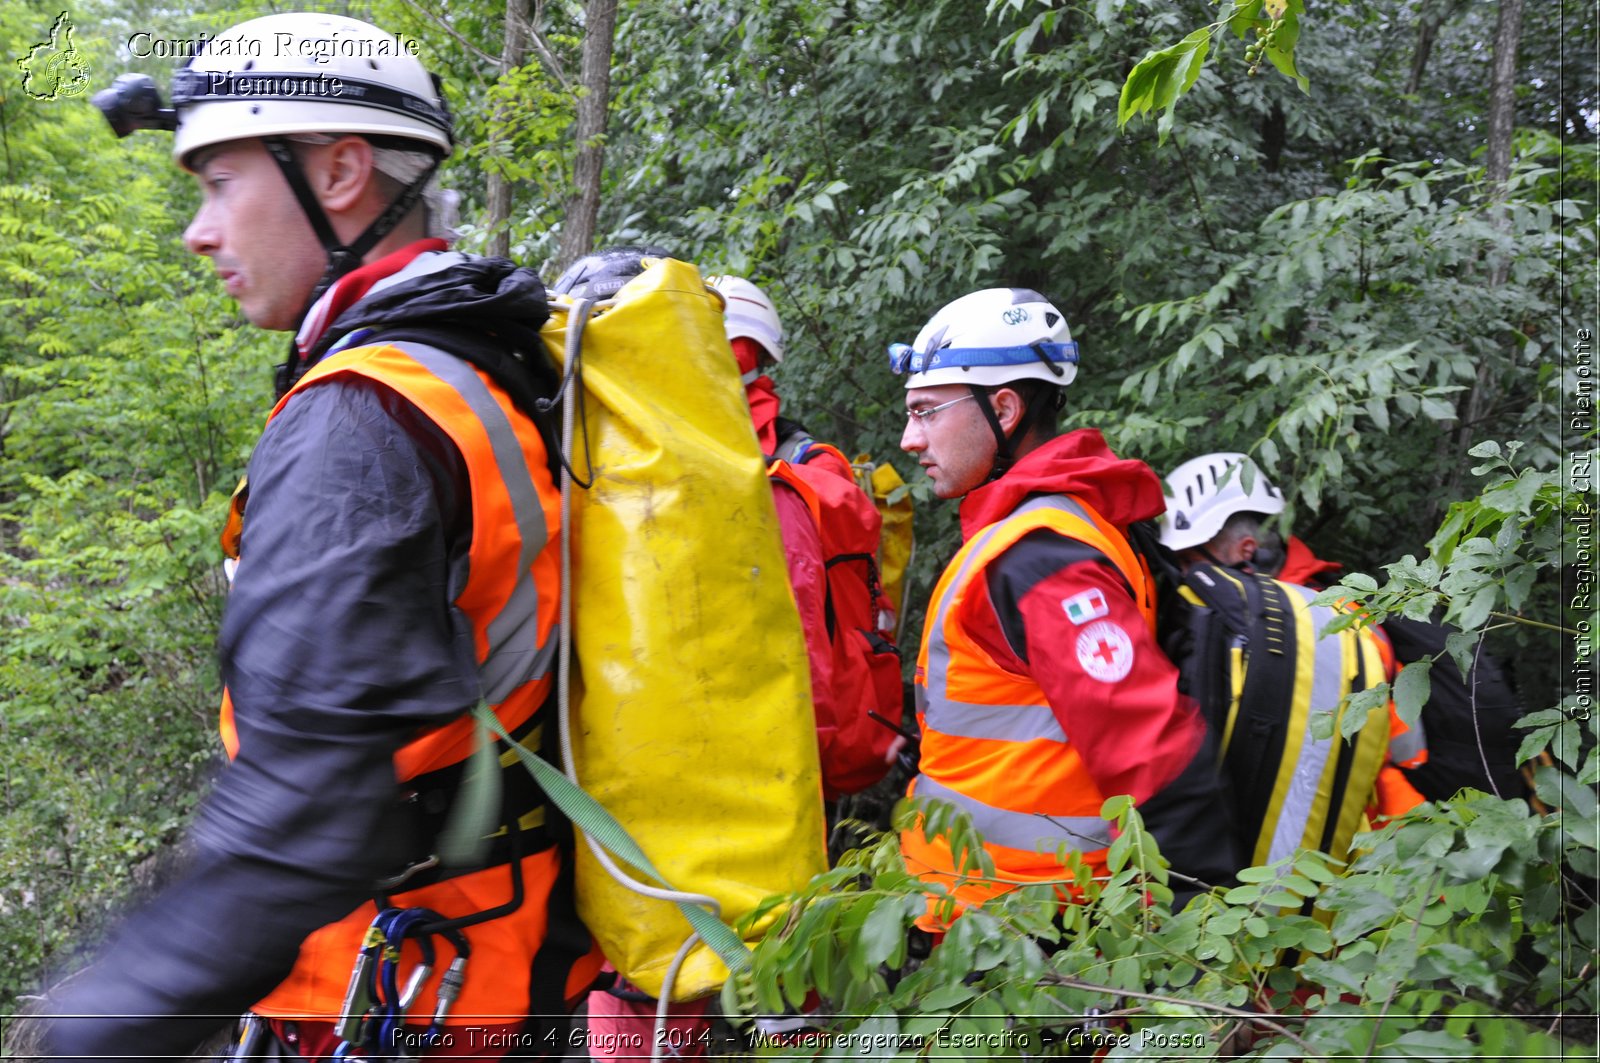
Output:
[889, 288, 1234, 926]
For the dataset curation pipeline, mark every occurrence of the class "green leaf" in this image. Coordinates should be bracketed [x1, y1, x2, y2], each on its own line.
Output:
[1442, 843, 1506, 882]
[1387, 1029, 1476, 1059]
[1118, 29, 1211, 128]
[1339, 685, 1389, 742]
[1391, 660, 1432, 726]
[1100, 794, 1132, 819]
[1453, 585, 1497, 634]
[1263, 6, 1309, 92]
[857, 896, 908, 969]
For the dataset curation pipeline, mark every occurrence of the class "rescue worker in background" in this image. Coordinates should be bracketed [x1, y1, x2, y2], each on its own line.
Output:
[1158, 452, 1424, 846]
[889, 288, 1236, 920]
[48, 13, 598, 1059]
[1157, 451, 1291, 574]
[707, 273, 907, 795]
[709, 274, 855, 481]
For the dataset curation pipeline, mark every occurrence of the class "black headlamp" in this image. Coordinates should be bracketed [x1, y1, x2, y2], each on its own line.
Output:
[92, 73, 178, 138]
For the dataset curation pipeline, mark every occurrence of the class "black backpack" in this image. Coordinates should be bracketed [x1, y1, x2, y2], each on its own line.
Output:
[1153, 556, 1391, 868]
[1378, 614, 1530, 803]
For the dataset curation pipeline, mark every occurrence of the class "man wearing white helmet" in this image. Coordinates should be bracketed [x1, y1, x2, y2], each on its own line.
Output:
[889, 288, 1234, 922]
[49, 13, 599, 1060]
[706, 274, 857, 480]
[1156, 453, 1423, 868]
[1158, 452, 1288, 572]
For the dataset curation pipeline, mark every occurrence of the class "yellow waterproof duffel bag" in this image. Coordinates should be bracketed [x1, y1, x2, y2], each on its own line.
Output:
[539, 257, 827, 1001]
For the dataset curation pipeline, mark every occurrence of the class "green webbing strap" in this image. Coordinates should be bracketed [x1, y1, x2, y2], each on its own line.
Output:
[436, 720, 503, 868]
[469, 703, 752, 972]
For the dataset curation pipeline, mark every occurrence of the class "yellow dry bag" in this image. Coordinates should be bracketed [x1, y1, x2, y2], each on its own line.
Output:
[539, 258, 827, 1001]
[852, 456, 915, 641]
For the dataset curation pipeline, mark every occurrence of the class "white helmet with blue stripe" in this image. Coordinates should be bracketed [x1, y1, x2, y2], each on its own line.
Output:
[888, 287, 1078, 390]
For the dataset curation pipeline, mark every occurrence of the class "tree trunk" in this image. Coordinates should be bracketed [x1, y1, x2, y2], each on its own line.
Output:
[485, 3, 530, 261]
[1405, 8, 1441, 95]
[1484, 0, 1525, 196]
[553, 0, 619, 274]
[1440, 0, 1524, 516]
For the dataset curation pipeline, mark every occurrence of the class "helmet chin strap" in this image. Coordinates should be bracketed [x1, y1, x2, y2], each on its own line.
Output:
[972, 380, 1065, 483]
[262, 135, 442, 330]
[969, 384, 1014, 483]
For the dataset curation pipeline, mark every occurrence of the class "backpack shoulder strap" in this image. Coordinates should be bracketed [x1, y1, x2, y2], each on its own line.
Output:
[1180, 565, 1298, 849]
[773, 417, 815, 464]
[359, 326, 565, 484]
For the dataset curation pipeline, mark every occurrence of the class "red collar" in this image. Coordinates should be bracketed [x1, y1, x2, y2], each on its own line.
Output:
[294, 239, 449, 360]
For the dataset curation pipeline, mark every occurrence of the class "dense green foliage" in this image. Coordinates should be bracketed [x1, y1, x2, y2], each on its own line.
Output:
[1, 0, 280, 1008]
[724, 788, 1593, 1060]
[1, 0, 1594, 1055]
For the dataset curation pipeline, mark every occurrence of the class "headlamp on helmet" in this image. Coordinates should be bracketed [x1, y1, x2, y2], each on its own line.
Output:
[93, 14, 453, 164]
[93, 74, 177, 138]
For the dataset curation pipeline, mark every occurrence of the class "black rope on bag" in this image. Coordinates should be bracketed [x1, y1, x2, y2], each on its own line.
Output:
[535, 300, 596, 490]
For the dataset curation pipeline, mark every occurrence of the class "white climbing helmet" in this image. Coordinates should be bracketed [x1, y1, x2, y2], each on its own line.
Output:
[887, 287, 1078, 390]
[170, 12, 453, 166]
[707, 275, 785, 363]
[1160, 452, 1285, 552]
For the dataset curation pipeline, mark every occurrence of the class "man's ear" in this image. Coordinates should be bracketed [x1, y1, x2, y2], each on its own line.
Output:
[990, 386, 1026, 435]
[1237, 534, 1260, 567]
[312, 135, 376, 213]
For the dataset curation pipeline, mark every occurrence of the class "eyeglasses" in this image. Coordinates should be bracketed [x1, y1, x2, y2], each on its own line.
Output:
[906, 394, 976, 423]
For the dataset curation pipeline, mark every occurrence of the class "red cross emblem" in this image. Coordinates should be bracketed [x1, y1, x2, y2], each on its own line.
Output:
[1075, 620, 1133, 683]
[1090, 638, 1121, 666]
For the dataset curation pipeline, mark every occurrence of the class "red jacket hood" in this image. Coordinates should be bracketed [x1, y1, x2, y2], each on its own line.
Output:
[958, 429, 1166, 540]
[1277, 535, 1343, 588]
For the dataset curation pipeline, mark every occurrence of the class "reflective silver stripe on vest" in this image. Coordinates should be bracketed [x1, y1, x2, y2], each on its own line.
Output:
[400, 345, 556, 703]
[922, 493, 1097, 726]
[914, 775, 1113, 853]
[1266, 585, 1350, 863]
[1388, 709, 1427, 764]
[927, 700, 1066, 743]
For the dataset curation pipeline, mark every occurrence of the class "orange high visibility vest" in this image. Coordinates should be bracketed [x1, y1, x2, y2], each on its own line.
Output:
[219, 341, 590, 1024]
[901, 494, 1155, 914]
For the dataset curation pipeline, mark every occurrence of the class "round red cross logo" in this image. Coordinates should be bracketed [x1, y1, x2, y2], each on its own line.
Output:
[1075, 620, 1133, 683]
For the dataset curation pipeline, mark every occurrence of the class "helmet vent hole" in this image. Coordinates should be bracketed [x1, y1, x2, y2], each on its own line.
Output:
[242, 60, 254, 70]
[250, 105, 260, 114]
[368, 59, 379, 69]
[1045, 312, 1060, 327]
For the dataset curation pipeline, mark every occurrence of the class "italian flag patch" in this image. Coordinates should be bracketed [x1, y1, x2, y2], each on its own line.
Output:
[1062, 587, 1109, 625]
